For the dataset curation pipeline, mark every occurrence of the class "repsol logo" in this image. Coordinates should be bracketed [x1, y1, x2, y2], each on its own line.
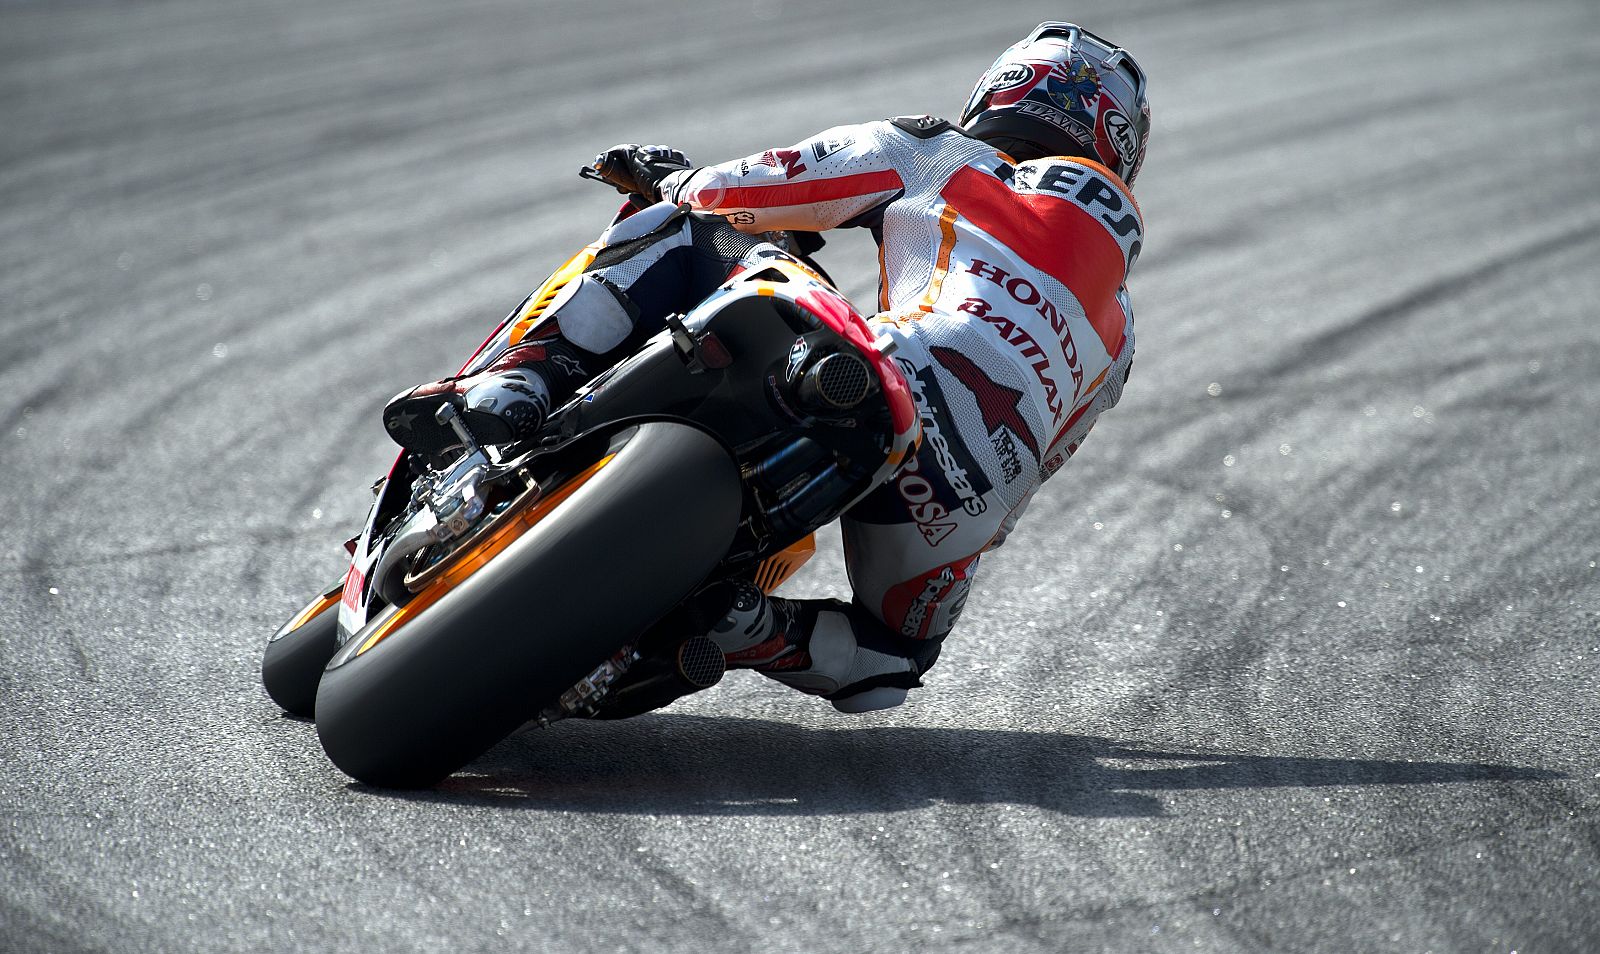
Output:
[1033, 164, 1142, 259]
[964, 259, 1087, 409]
[340, 564, 365, 612]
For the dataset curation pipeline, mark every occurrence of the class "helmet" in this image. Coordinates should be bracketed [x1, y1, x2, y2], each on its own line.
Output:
[960, 22, 1151, 185]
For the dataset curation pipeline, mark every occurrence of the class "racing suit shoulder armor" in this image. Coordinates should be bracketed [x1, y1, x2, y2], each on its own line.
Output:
[1019, 155, 1140, 210]
[889, 115, 961, 139]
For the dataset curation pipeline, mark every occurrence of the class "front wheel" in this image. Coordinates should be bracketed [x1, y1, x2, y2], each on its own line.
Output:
[262, 581, 344, 717]
[313, 422, 743, 788]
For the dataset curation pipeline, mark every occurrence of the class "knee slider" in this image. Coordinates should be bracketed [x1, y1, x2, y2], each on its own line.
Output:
[550, 274, 638, 354]
[761, 599, 922, 702]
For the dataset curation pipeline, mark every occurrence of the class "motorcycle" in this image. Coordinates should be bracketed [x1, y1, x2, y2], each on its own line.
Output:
[262, 191, 919, 788]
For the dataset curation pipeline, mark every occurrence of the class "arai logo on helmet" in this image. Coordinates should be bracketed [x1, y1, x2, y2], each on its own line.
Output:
[986, 63, 1036, 93]
[1103, 108, 1139, 166]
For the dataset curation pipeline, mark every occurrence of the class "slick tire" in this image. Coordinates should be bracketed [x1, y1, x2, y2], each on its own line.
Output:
[313, 422, 741, 789]
[262, 584, 343, 718]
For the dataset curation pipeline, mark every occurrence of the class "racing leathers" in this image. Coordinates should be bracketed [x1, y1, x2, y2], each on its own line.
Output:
[654, 116, 1141, 711]
[413, 116, 1142, 713]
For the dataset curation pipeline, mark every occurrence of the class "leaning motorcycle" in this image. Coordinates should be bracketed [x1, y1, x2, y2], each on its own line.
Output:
[261, 194, 918, 788]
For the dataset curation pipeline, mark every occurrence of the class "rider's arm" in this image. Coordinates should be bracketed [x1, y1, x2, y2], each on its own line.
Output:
[658, 123, 905, 234]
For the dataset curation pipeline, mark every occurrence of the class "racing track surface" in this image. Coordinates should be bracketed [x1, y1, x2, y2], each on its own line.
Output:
[3, 0, 1599, 951]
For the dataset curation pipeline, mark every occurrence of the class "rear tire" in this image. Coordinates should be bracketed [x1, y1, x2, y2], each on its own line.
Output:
[262, 584, 343, 717]
[313, 422, 742, 788]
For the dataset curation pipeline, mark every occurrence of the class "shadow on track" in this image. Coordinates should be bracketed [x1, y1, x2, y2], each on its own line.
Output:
[355, 715, 1561, 817]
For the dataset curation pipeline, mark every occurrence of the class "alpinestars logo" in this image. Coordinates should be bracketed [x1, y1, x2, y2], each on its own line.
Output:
[880, 356, 992, 547]
[931, 346, 1040, 483]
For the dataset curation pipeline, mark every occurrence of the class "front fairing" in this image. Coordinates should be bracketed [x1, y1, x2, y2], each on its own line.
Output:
[336, 497, 384, 640]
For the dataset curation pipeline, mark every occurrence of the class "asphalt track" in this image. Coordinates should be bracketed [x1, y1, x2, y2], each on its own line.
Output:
[3, 0, 1599, 951]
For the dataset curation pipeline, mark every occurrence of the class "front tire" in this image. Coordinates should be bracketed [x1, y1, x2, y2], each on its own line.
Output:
[262, 582, 344, 717]
[313, 422, 742, 788]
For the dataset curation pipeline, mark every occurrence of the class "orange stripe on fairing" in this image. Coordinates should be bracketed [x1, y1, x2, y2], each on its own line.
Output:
[722, 169, 903, 210]
[354, 455, 616, 657]
[285, 585, 343, 633]
[507, 242, 603, 347]
[915, 204, 960, 313]
[940, 165, 1133, 356]
[752, 533, 817, 594]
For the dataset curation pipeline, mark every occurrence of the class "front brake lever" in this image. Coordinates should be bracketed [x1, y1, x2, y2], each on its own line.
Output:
[579, 164, 653, 221]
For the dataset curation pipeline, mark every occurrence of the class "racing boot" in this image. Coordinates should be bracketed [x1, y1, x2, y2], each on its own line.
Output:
[384, 267, 647, 455]
[382, 343, 554, 455]
[706, 581, 932, 713]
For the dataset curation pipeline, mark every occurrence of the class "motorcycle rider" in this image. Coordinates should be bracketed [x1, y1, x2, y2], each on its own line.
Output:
[384, 22, 1150, 714]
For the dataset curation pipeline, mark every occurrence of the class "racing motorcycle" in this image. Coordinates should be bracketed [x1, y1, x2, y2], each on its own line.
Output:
[261, 192, 918, 788]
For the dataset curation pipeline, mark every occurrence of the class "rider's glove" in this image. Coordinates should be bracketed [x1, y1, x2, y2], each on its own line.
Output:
[584, 144, 692, 201]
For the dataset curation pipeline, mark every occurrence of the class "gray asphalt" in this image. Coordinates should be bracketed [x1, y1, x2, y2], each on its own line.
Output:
[3, 0, 1598, 951]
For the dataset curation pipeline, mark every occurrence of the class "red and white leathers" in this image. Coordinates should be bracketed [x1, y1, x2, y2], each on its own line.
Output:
[660, 116, 1143, 709]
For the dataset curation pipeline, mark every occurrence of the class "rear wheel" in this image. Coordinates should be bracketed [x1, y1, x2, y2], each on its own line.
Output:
[262, 581, 344, 717]
[313, 422, 742, 788]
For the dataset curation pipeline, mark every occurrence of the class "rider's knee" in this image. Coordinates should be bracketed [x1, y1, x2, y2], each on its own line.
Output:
[762, 598, 944, 714]
[548, 274, 639, 354]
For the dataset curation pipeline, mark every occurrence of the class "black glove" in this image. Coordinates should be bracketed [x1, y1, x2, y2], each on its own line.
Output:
[582, 144, 692, 201]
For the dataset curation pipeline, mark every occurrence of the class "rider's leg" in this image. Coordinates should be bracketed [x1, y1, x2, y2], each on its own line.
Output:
[702, 323, 1090, 713]
[384, 205, 772, 453]
[700, 428, 1002, 714]
[702, 553, 974, 714]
